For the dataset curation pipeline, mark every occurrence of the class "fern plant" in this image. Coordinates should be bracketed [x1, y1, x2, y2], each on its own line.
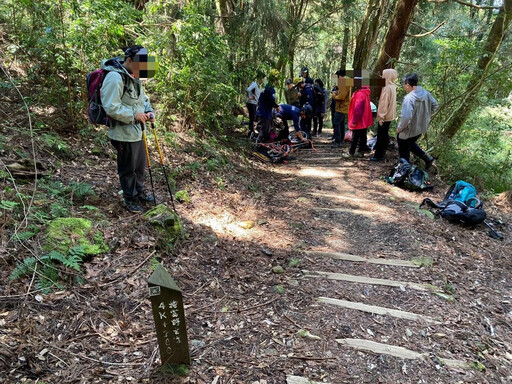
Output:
[0, 200, 19, 210]
[10, 247, 86, 291]
[69, 181, 96, 200]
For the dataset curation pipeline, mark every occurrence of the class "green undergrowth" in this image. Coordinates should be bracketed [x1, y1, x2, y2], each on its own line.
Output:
[3, 176, 105, 292]
[434, 98, 512, 193]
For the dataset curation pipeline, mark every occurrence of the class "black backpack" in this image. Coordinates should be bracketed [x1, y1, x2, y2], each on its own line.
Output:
[438, 200, 487, 226]
[387, 158, 433, 191]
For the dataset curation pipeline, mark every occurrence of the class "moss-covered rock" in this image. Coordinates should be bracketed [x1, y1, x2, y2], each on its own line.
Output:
[175, 190, 191, 204]
[44, 217, 109, 255]
[144, 204, 183, 251]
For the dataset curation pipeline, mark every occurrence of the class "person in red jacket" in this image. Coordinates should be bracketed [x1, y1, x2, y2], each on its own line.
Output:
[348, 85, 373, 157]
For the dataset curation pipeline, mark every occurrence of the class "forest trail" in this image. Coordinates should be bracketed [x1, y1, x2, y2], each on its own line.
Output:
[278, 136, 469, 383]
[2, 124, 512, 384]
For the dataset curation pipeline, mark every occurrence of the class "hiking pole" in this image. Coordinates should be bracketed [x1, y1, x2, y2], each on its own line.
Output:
[483, 220, 503, 240]
[142, 123, 157, 207]
[150, 121, 177, 212]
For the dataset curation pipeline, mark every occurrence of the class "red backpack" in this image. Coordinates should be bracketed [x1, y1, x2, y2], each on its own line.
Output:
[86, 68, 127, 126]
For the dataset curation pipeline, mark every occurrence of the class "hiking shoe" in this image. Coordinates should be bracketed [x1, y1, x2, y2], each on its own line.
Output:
[423, 154, 434, 170]
[124, 199, 144, 213]
[331, 142, 341, 148]
[138, 191, 155, 204]
[351, 151, 364, 158]
[370, 156, 384, 162]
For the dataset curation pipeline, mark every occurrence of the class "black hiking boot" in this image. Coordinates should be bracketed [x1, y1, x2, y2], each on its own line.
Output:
[423, 154, 434, 170]
[331, 141, 341, 148]
[138, 191, 155, 204]
[124, 199, 144, 213]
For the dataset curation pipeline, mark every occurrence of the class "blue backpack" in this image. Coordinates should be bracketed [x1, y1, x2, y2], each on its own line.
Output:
[444, 180, 480, 207]
[421, 180, 486, 226]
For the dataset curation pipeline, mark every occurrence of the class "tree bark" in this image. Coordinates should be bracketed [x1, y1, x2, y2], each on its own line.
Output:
[352, 0, 389, 69]
[440, 0, 512, 140]
[341, 27, 350, 68]
[373, 0, 419, 76]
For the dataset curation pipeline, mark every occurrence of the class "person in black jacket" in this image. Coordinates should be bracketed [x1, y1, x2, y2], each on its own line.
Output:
[312, 79, 327, 136]
[300, 66, 314, 85]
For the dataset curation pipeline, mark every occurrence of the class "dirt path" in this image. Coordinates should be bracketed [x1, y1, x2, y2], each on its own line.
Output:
[2, 128, 512, 384]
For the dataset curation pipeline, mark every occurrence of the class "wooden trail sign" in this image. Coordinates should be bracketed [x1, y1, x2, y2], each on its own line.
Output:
[148, 264, 190, 366]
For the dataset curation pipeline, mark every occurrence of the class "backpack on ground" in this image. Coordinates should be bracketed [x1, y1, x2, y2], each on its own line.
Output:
[387, 158, 433, 191]
[420, 180, 487, 226]
[86, 67, 127, 126]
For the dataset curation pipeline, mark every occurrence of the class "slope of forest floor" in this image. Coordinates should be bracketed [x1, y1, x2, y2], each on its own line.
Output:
[2, 63, 512, 383]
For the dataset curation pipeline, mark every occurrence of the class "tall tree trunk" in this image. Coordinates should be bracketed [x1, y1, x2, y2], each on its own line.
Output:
[215, 0, 229, 34]
[341, 27, 350, 68]
[440, 0, 512, 140]
[373, 0, 419, 76]
[352, 0, 389, 69]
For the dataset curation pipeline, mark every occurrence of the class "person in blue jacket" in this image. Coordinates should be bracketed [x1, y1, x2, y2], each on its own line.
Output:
[296, 79, 315, 138]
[255, 72, 280, 143]
[277, 103, 306, 140]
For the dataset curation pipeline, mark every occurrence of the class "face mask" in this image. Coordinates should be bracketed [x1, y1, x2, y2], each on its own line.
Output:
[131, 48, 158, 79]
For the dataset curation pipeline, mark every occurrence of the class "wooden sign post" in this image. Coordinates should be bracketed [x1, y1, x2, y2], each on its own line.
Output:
[148, 264, 190, 366]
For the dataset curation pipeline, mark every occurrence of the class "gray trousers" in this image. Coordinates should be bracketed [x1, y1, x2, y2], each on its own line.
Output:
[111, 139, 146, 201]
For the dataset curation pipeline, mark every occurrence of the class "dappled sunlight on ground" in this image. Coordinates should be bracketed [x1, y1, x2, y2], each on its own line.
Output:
[296, 167, 342, 178]
[271, 165, 343, 179]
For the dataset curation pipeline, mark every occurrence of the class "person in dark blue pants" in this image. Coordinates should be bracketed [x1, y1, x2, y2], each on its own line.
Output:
[277, 103, 306, 141]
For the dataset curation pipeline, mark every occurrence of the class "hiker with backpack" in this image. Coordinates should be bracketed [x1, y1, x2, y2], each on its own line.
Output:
[312, 78, 327, 137]
[348, 84, 373, 157]
[397, 73, 438, 169]
[246, 71, 265, 137]
[371, 69, 398, 162]
[98, 45, 156, 213]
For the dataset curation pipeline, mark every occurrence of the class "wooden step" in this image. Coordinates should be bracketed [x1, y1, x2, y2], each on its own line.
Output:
[336, 338, 467, 369]
[305, 251, 425, 268]
[307, 192, 372, 204]
[299, 157, 342, 162]
[317, 297, 441, 324]
[302, 270, 440, 292]
[287, 376, 331, 384]
[312, 206, 375, 217]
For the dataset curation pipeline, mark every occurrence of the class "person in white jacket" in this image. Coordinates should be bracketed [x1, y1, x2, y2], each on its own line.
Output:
[246, 72, 265, 137]
[101, 45, 155, 212]
[397, 73, 438, 169]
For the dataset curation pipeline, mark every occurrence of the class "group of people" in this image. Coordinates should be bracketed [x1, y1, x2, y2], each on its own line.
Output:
[246, 67, 328, 143]
[99, 45, 438, 214]
[246, 67, 438, 169]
